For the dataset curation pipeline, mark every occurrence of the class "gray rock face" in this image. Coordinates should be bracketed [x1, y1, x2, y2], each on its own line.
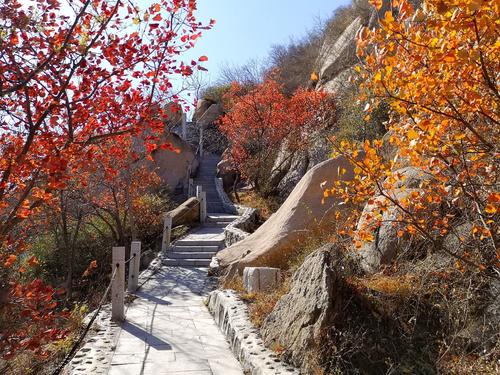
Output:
[192, 98, 215, 122]
[196, 103, 223, 128]
[357, 192, 407, 273]
[443, 222, 500, 350]
[390, 167, 434, 189]
[319, 67, 355, 95]
[261, 246, 340, 372]
[274, 150, 310, 198]
[316, 17, 363, 86]
[357, 167, 435, 273]
[217, 157, 239, 192]
[150, 132, 198, 192]
[194, 102, 226, 154]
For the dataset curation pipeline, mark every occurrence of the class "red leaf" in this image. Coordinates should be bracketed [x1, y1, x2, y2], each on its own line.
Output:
[198, 55, 208, 62]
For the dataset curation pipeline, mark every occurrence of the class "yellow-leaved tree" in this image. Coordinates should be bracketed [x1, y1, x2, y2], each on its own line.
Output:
[328, 0, 499, 273]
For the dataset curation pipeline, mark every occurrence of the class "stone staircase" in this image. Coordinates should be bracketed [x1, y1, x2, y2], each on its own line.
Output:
[163, 214, 238, 267]
[194, 153, 224, 213]
[163, 153, 238, 267]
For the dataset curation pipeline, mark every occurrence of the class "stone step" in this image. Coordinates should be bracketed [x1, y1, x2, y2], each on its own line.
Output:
[176, 239, 224, 247]
[205, 191, 220, 201]
[172, 245, 220, 252]
[203, 222, 229, 228]
[163, 258, 211, 267]
[194, 181, 216, 185]
[167, 251, 216, 259]
[207, 215, 238, 223]
[208, 207, 224, 213]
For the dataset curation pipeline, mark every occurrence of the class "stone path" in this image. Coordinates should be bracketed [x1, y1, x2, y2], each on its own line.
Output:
[108, 267, 244, 375]
[194, 153, 224, 213]
[163, 214, 237, 267]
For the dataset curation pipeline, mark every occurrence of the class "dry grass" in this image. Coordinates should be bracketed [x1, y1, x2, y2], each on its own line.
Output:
[245, 281, 291, 328]
[231, 190, 280, 221]
[222, 275, 291, 328]
[355, 274, 416, 297]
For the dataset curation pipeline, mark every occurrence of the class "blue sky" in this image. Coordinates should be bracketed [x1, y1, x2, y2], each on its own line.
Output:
[178, 0, 350, 92]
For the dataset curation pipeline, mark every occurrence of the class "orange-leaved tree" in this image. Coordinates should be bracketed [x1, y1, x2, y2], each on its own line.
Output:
[326, 0, 499, 273]
[0, 0, 212, 359]
[219, 75, 335, 196]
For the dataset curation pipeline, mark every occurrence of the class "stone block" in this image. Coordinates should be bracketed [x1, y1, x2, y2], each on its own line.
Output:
[243, 267, 281, 293]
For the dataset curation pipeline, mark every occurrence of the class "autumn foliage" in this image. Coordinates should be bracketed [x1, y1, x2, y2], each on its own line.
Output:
[0, 0, 211, 359]
[219, 76, 335, 195]
[327, 0, 499, 273]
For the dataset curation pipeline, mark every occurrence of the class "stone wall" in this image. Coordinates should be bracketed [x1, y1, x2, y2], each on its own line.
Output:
[224, 205, 259, 247]
[214, 177, 238, 215]
[207, 290, 299, 375]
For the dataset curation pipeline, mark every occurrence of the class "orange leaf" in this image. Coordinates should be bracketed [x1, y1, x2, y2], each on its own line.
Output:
[27, 256, 39, 267]
[198, 55, 208, 62]
[4, 254, 17, 268]
[369, 0, 383, 10]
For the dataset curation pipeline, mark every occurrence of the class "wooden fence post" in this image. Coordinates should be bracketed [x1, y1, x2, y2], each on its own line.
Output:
[112, 246, 125, 321]
[127, 241, 141, 293]
[161, 214, 172, 252]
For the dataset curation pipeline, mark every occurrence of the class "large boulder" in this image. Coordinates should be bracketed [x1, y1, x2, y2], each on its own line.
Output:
[192, 98, 215, 122]
[275, 151, 310, 198]
[261, 246, 341, 372]
[356, 168, 434, 273]
[193, 101, 226, 154]
[216, 158, 239, 192]
[215, 155, 360, 274]
[319, 67, 354, 95]
[151, 133, 198, 192]
[196, 103, 223, 128]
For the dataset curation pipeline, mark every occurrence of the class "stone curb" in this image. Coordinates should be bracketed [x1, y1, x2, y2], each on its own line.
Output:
[214, 176, 239, 214]
[207, 289, 300, 375]
[224, 205, 259, 247]
[64, 305, 119, 375]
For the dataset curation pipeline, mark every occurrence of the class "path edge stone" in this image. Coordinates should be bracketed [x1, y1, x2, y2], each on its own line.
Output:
[207, 289, 300, 375]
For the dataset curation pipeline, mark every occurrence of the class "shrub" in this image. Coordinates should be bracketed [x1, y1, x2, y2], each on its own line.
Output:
[219, 75, 335, 197]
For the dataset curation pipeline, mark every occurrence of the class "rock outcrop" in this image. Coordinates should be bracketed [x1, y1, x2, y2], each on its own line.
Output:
[216, 157, 239, 192]
[261, 246, 341, 372]
[192, 99, 226, 154]
[151, 132, 198, 192]
[215, 155, 360, 274]
[356, 167, 434, 273]
[192, 98, 215, 123]
[316, 16, 363, 90]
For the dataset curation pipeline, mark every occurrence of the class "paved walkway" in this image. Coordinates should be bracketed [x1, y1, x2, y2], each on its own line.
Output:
[108, 267, 243, 375]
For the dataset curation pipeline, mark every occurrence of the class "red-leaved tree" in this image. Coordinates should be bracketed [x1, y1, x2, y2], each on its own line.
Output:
[219, 76, 334, 195]
[0, 0, 212, 358]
